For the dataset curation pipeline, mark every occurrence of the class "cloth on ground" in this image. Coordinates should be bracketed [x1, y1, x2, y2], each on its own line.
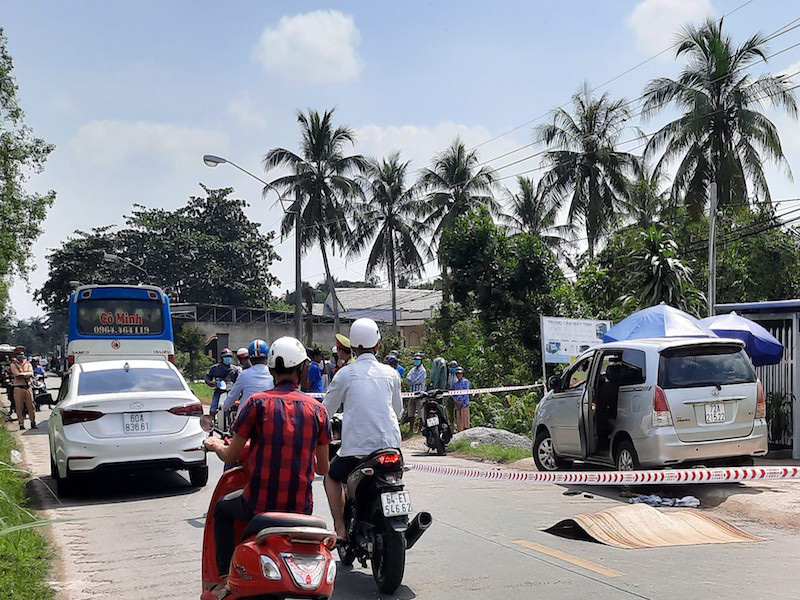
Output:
[629, 494, 700, 508]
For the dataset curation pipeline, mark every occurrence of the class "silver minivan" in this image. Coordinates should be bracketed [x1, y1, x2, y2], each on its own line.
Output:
[532, 338, 768, 471]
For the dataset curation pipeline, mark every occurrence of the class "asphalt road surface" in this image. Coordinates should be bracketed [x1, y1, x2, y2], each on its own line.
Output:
[14, 385, 800, 599]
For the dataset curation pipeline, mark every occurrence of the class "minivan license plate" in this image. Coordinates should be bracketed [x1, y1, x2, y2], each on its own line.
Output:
[123, 412, 150, 434]
[381, 491, 412, 517]
[705, 403, 725, 424]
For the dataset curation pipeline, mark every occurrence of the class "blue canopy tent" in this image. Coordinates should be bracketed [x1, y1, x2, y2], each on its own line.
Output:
[602, 304, 714, 343]
[700, 312, 784, 367]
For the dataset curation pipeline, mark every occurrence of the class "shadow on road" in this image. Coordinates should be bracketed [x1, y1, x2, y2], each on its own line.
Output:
[334, 566, 416, 599]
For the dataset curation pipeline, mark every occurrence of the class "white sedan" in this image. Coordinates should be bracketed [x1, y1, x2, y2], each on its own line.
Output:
[48, 359, 207, 496]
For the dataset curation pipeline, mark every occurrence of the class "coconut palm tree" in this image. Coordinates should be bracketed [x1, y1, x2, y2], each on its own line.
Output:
[263, 108, 367, 332]
[619, 161, 671, 230]
[417, 138, 498, 247]
[642, 18, 797, 218]
[535, 83, 636, 257]
[499, 175, 574, 253]
[349, 152, 432, 332]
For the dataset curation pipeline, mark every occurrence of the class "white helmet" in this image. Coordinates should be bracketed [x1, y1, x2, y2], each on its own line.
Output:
[267, 336, 309, 370]
[349, 318, 381, 350]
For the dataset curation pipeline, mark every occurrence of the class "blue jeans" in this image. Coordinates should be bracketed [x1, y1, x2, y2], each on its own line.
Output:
[210, 390, 224, 413]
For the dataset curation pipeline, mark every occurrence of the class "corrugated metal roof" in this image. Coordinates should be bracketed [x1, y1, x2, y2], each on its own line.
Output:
[715, 300, 800, 313]
[330, 288, 442, 312]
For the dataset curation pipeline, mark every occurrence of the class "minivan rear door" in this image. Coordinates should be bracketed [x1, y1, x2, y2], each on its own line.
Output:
[658, 343, 757, 443]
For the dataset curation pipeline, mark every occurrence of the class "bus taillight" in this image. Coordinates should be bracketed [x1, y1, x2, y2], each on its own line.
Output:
[67, 355, 75, 367]
[168, 354, 175, 363]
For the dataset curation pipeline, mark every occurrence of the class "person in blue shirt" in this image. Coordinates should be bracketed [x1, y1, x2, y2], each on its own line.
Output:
[223, 340, 274, 414]
[205, 348, 239, 419]
[453, 367, 470, 432]
[388, 355, 405, 378]
[306, 348, 325, 394]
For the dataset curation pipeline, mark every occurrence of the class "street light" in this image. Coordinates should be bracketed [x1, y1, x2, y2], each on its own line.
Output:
[203, 154, 303, 340]
[103, 252, 151, 282]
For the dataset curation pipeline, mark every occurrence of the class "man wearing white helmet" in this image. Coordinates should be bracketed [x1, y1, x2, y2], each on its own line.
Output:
[204, 336, 331, 585]
[322, 318, 403, 539]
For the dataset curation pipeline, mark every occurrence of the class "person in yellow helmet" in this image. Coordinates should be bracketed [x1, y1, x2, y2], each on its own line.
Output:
[331, 333, 352, 380]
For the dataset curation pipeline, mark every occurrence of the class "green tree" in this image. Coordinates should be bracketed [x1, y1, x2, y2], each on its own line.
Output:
[0, 28, 55, 315]
[418, 138, 498, 246]
[37, 186, 280, 316]
[350, 152, 432, 332]
[175, 325, 212, 380]
[263, 108, 367, 333]
[536, 83, 636, 256]
[499, 175, 573, 252]
[642, 18, 797, 217]
[620, 162, 670, 229]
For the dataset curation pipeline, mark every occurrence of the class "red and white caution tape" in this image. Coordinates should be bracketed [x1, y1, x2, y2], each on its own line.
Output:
[407, 463, 800, 485]
[308, 383, 542, 400]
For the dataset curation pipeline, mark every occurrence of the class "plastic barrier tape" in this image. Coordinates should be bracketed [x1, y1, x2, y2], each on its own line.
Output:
[307, 383, 542, 400]
[406, 463, 800, 485]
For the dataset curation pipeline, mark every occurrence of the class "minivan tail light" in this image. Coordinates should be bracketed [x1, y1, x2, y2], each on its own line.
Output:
[169, 402, 204, 417]
[652, 386, 673, 427]
[61, 409, 103, 426]
[755, 379, 766, 419]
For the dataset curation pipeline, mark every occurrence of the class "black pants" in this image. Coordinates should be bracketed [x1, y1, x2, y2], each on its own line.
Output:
[214, 489, 254, 576]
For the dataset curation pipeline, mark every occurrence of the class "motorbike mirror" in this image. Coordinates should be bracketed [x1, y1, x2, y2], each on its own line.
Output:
[199, 415, 215, 432]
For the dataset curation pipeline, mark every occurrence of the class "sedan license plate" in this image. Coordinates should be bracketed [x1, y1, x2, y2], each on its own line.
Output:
[704, 403, 725, 424]
[123, 412, 150, 434]
[426, 415, 440, 427]
[381, 491, 413, 517]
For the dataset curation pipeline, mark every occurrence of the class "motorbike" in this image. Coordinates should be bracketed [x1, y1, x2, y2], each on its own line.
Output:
[32, 373, 53, 410]
[329, 413, 342, 459]
[338, 448, 433, 594]
[418, 389, 452, 455]
[199, 415, 337, 600]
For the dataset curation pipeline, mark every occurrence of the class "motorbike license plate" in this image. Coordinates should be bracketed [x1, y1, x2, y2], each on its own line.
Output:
[381, 491, 413, 517]
[704, 403, 725, 424]
[426, 416, 440, 427]
[123, 412, 150, 434]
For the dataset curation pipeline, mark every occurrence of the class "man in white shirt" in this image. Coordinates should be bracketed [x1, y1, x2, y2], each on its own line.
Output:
[323, 318, 402, 539]
[222, 339, 274, 414]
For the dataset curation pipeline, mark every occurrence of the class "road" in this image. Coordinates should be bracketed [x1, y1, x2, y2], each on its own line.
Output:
[11, 384, 800, 599]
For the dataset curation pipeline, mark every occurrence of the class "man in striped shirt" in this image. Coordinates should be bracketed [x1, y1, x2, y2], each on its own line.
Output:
[204, 336, 331, 583]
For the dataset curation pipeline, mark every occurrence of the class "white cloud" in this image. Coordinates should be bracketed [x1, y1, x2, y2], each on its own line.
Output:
[70, 120, 228, 170]
[227, 94, 268, 129]
[626, 0, 714, 56]
[253, 10, 362, 84]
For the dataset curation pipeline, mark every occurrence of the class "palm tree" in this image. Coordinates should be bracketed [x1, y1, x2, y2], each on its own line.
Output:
[349, 152, 432, 332]
[417, 138, 498, 246]
[499, 175, 573, 253]
[263, 108, 367, 332]
[642, 18, 797, 218]
[536, 83, 636, 257]
[619, 161, 670, 229]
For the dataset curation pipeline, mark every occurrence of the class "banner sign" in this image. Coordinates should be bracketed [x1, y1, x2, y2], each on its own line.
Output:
[540, 316, 612, 364]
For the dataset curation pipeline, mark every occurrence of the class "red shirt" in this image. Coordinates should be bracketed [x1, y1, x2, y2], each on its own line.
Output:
[232, 382, 331, 514]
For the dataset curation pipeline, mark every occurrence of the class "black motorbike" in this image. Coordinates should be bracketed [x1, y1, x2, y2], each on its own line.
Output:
[329, 412, 342, 459]
[338, 448, 432, 594]
[419, 389, 452, 455]
[32, 374, 54, 410]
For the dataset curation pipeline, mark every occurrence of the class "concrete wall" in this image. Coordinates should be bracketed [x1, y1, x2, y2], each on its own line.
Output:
[176, 320, 341, 354]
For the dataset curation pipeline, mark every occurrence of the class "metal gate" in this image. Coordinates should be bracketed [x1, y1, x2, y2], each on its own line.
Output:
[750, 317, 794, 448]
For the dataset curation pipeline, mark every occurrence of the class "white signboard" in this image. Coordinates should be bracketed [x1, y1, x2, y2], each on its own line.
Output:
[541, 316, 612, 364]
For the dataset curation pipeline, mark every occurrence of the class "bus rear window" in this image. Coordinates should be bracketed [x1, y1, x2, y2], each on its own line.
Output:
[77, 299, 164, 336]
[658, 345, 756, 389]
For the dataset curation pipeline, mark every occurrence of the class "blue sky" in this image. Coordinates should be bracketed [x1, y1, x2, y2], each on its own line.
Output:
[4, 0, 800, 318]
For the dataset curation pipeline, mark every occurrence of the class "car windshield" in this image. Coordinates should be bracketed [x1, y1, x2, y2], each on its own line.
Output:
[658, 346, 756, 389]
[78, 368, 185, 395]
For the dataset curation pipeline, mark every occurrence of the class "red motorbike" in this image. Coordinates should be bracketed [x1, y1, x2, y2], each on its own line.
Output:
[199, 416, 337, 599]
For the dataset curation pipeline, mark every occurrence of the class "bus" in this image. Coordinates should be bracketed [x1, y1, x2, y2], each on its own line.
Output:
[66, 284, 175, 365]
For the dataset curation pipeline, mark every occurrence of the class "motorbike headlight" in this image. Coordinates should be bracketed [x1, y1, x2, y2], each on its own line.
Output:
[259, 555, 282, 580]
[326, 558, 337, 584]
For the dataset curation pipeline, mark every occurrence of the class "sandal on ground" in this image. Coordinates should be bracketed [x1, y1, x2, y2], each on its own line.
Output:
[18, 423, 25, 430]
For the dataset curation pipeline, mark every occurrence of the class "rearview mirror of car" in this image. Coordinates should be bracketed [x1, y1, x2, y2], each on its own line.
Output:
[547, 375, 562, 393]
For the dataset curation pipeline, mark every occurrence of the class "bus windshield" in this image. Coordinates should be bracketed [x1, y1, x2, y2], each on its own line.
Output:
[77, 298, 164, 336]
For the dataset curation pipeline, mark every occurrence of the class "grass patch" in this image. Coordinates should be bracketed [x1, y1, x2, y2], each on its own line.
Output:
[0, 426, 55, 599]
[189, 381, 213, 404]
[447, 439, 530, 463]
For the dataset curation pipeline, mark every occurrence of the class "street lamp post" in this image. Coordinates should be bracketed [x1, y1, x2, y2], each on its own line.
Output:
[203, 154, 303, 340]
[103, 252, 151, 282]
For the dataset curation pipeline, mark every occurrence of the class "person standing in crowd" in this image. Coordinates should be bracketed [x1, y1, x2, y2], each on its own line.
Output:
[388, 355, 405, 378]
[331, 334, 352, 380]
[236, 348, 251, 370]
[10, 347, 36, 429]
[447, 360, 459, 389]
[306, 348, 325, 394]
[405, 353, 427, 429]
[453, 366, 470, 432]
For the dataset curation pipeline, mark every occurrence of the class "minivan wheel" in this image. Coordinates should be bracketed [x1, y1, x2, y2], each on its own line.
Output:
[615, 440, 640, 472]
[533, 430, 571, 472]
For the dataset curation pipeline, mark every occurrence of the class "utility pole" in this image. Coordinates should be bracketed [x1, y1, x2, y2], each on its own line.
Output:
[294, 189, 303, 340]
[707, 181, 718, 317]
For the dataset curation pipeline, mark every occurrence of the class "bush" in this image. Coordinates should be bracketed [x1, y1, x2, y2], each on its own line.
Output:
[470, 391, 540, 436]
[175, 325, 213, 380]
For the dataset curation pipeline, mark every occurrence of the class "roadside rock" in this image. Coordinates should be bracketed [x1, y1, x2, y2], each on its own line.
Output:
[452, 427, 531, 450]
